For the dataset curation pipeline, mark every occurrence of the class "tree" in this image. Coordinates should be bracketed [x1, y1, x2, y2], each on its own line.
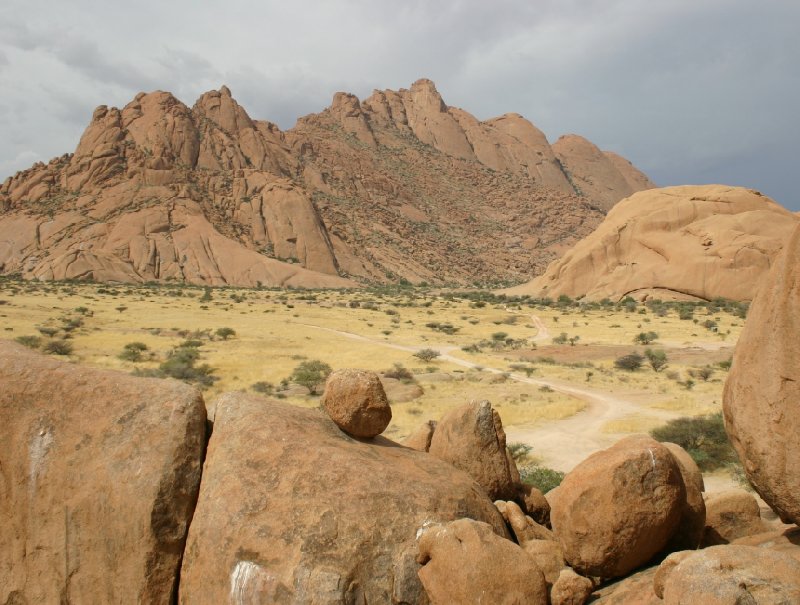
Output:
[215, 327, 236, 340]
[614, 352, 644, 371]
[290, 360, 332, 395]
[644, 348, 668, 372]
[634, 331, 659, 345]
[413, 348, 441, 363]
[119, 341, 149, 362]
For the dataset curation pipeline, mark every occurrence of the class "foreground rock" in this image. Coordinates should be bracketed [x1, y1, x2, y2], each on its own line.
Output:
[662, 442, 706, 551]
[0, 341, 206, 604]
[321, 368, 392, 438]
[505, 185, 799, 301]
[403, 420, 437, 452]
[417, 519, 548, 605]
[660, 545, 800, 604]
[550, 435, 685, 578]
[179, 393, 508, 603]
[702, 489, 765, 546]
[428, 400, 523, 502]
[724, 223, 800, 524]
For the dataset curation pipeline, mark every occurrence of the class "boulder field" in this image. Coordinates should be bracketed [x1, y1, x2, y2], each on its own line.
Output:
[3, 294, 800, 605]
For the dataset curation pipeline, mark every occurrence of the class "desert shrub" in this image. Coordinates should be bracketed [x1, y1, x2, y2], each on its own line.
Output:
[384, 363, 414, 383]
[717, 357, 732, 370]
[650, 412, 737, 471]
[615, 352, 644, 371]
[697, 366, 715, 381]
[492, 331, 509, 341]
[215, 327, 236, 340]
[519, 465, 565, 493]
[119, 341, 149, 362]
[289, 359, 332, 395]
[634, 331, 659, 345]
[644, 348, 668, 372]
[508, 442, 533, 463]
[37, 326, 59, 337]
[138, 340, 218, 388]
[43, 340, 73, 356]
[552, 332, 569, 345]
[251, 381, 274, 395]
[15, 335, 42, 349]
[413, 348, 441, 363]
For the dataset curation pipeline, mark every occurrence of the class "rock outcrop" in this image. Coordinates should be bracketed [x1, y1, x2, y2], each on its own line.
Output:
[0, 341, 206, 604]
[321, 369, 392, 438]
[417, 518, 548, 605]
[550, 435, 685, 578]
[0, 79, 653, 288]
[723, 223, 800, 524]
[428, 400, 523, 502]
[178, 392, 508, 604]
[506, 185, 799, 301]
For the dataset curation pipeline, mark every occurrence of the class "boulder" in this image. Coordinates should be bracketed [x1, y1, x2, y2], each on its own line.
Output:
[723, 223, 800, 524]
[321, 368, 392, 438]
[662, 442, 706, 551]
[661, 545, 800, 604]
[179, 393, 508, 604]
[521, 539, 566, 587]
[551, 568, 595, 605]
[496, 500, 553, 544]
[428, 400, 522, 502]
[404, 419, 437, 452]
[550, 435, 685, 578]
[588, 567, 661, 605]
[0, 341, 206, 604]
[702, 489, 765, 546]
[732, 526, 800, 563]
[417, 518, 548, 605]
[653, 551, 693, 599]
[523, 485, 551, 526]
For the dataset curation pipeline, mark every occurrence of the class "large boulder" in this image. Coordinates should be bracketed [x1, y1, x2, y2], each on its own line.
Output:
[428, 400, 522, 502]
[723, 223, 800, 524]
[589, 567, 661, 605]
[321, 368, 392, 438]
[416, 518, 548, 605]
[702, 489, 765, 546]
[0, 341, 206, 604]
[179, 393, 508, 604]
[550, 435, 685, 578]
[662, 442, 706, 551]
[661, 545, 800, 604]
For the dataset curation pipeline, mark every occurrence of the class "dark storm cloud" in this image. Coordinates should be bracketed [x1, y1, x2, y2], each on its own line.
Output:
[1, 0, 798, 209]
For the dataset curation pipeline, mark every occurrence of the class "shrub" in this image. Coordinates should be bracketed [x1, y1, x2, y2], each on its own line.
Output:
[37, 326, 59, 337]
[15, 335, 42, 349]
[384, 363, 414, 383]
[508, 442, 533, 463]
[650, 412, 737, 471]
[697, 366, 715, 381]
[43, 340, 73, 356]
[644, 349, 668, 372]
[215, 327, 236, 340]
[119, 341, 149, 362]
[552, 332, 569, 345]
[289, 359, 332, 395]
[634, 331, 659, 345]
[519, 465, 565, 493]
[251, 381, 274, 394]
[615, 352, 644, 371]
[137, 340, 218, 388]
[413, 348, 441, 363]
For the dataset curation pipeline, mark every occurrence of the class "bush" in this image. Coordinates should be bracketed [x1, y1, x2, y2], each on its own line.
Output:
[615, 352, 644, 371]
[634, 331, 659, 345]
[519, 465, 565, 493]
[119, 341, 149, 362]
[650, 412, 737, 471]
[215, 327, 236, 340]
[251, 381, 274, 394]
[289, 359, 332, 395]
[644, 348, 668, 372]
[15, 335, 42, 349]
[43, 340, 73, 356]
[413, 348, 441, 363]
[384, 363, 414, 383]
[137, 340, 218, 389]
[508, 442, 533, 463]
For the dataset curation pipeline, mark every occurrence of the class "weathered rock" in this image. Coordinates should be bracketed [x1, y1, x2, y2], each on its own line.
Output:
[662, 442, 706, 551]
[506, 185, 799, 301]
[428, 400, 523, 502]
[0, 341, 206, 604]
[521, 539, 566, 586]
[732, 526, 800, 563]
[589, 567, 661, 605]
[496, 500, 553, 544]
[661, 545, 800, 604]
[321, 369, 392, 438]
[653, 551, 693, 599]
[723, 223, 800, 524]
[523, 484, 551, 526]
[550, 435, 685, 578]
[403, 420, 437, 452]
[702, 489, 765, 546]
[417, 518, 548, 605]
[551, 568, 594, 605]
[179, 393, 508, 604]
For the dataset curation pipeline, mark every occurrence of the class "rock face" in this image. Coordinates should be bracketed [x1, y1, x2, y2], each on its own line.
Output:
[321, 369, 392, 438]
[505, 185, 799, 301]
[550, 435, 685, 578]
[702, 489, 765, 546]
[0, 341, 206, 604]
[0, 79, 653, 288]
[179, 392, 508, 604]
[428, 400, 523, 502]
[661, 545, 800, 604]
[723, 223, 800, 524]
[417, 518, 548, 605]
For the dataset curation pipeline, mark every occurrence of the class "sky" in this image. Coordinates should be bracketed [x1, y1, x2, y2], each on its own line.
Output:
[1, 0, 798, 208]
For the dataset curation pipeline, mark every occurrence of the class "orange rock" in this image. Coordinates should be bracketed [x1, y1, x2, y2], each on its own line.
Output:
[551, 568, 594, 605]
[403, 419, 437, 452]
[662, 442, 706, 551]
[723, 223, 800, 524]
[702, 489, 765, 545]
[321, 369, 392, 438]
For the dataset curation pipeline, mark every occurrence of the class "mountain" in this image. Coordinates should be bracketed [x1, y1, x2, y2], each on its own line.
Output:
[503, 185, 799, 302]
[0, 79, 654, 287]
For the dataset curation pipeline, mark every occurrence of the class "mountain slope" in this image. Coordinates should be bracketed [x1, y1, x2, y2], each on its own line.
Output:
[0, 79, 654, 287]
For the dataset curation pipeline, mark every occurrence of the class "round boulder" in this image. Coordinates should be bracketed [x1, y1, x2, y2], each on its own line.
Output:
[320, 369, 392, 438]
[550, 435, 685, 578]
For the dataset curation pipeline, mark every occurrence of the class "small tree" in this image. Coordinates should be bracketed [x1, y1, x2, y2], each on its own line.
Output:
[413, 348, 441, 363]
[215, 327, 236, 340]
[119, 341, 149, 362]
[634, 331, 659, 345]
[615, 352, 644, 371]
[697, 366, 715, 381]
[644, 348, 668, 372]
[44, 340, 73, 356]
[290, 360, 332, 395]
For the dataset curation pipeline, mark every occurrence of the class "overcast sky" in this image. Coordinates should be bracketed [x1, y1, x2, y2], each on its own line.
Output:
[1, 0, 798, 209]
